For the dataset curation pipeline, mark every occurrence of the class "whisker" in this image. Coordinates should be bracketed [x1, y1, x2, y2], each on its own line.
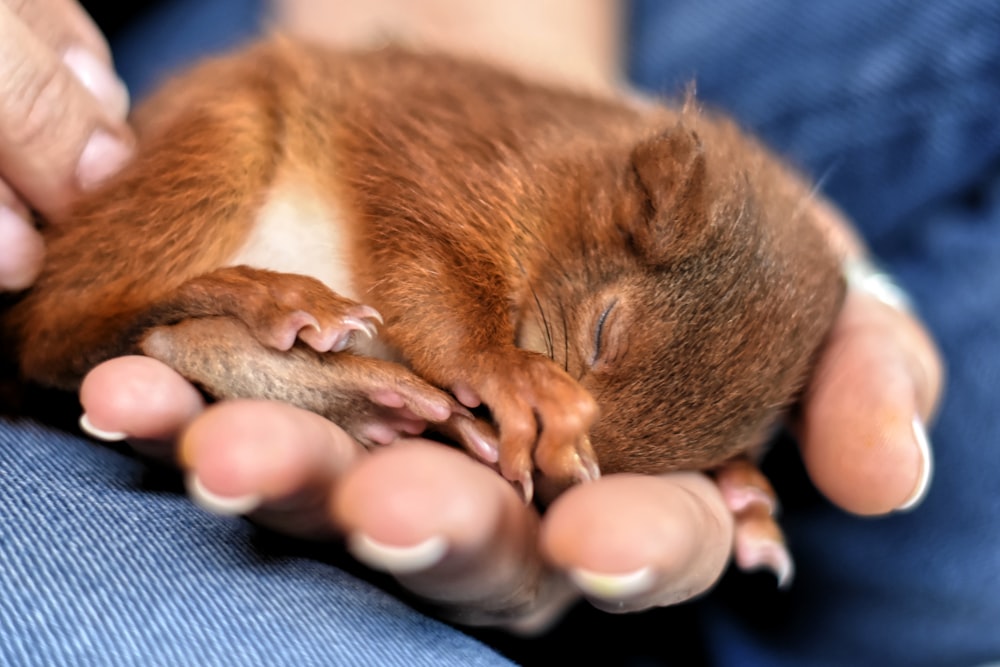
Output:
[531, 286, 555, 360]
[791, 160, 840, 223]
[560, 299, 570, 373]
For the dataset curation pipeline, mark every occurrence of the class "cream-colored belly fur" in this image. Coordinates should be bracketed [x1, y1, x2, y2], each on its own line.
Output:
[226, 177, 394, 360]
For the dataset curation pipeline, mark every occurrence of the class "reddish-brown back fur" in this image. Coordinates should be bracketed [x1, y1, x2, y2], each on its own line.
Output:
[3, 37, 844, 477]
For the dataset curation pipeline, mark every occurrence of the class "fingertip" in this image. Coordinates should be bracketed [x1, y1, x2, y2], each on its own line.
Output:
[0, 205, 44, 290]
[180, 399, 363, 499]
[79, 355, 204, 443]
[186, 470, 263, 516]
[542, 474, 713, 571]
[801, 331, 932, 516]
[76, 127, 133, 192]
[333, 441, 560, 625]
[346, 533, 449, 575]
[541, 473, 733, 609]
[895, 416, 933, 512]
[62, 46, 130, 121]
[78, 412, 127, 442]
[333, 440, 514, 548]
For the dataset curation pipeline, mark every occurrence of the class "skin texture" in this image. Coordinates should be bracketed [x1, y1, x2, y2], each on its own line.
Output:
[0, 0, 944, 634]
[0, 0, 132, 290]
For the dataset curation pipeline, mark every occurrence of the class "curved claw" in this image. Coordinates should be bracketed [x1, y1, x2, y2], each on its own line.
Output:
[715, 458, 792, 588]
[295, 306, 383, 353]
[734, 524, 795, 589]
[575, 436, 601, 483]
[514, 473, 534, 506]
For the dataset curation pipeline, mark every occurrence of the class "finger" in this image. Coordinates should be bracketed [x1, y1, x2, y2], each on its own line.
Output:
[799, 289, 944, 515]
[78, 355, 205, 460]
[0, 2, 132, 218]
[333, 440, 577, 633]
[4, 0, 128, 119]
[5, 0, 112, 63]
[0, 186, 43, 289]
[540, 472, 734, 613]
[180, 399, 367, 539]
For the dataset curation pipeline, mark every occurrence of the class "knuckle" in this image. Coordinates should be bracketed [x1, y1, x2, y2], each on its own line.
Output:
[500, 406, 537, 446]
[5, 0, 29, 17]
[3, 58, 75, 152]
[545, 393, 598, 437]
[0, 178, 26, 213]
[576, 390, 599, 422]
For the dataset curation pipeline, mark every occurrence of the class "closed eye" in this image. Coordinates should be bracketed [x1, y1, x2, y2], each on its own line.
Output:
[592, 298, 618, 366]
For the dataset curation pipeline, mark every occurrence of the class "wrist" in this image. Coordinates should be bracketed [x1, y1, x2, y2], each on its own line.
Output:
[269, 0, 623, 93]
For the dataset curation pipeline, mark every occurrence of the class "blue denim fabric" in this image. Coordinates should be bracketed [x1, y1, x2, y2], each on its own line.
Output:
[0, 418, 513, 666]
[629, 1, 1000, 665]
[111, 0, 265, 101]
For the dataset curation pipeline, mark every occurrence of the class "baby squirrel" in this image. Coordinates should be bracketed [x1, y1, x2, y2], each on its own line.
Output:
[4, 37, 844, 503]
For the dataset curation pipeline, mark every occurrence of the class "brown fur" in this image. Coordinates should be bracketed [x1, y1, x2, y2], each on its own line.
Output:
[3, 38, 844, 492]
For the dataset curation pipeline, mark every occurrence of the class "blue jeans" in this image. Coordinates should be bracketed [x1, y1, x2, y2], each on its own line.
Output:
[3, 1, 999, 665]
[0, 417, 514, 666]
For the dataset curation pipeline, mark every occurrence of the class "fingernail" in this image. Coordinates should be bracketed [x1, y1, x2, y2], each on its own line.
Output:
[580, 453, 601, 483]
[735, 537, 795, 589]
[898, 416, 934, 511]
[468, 428, 499, 463]
[0, 206, 44, 290]
[569, 566, 655, 600]
[514, 474, 534, 506]
[77, 129, 132, 191]
[186, 472, 262, 516]
[453, 382, 482, 409]
[79, 413, 128, 442]
[347, 533, 447, 574]
[63, 46, 130, 120]
[358, 305, 384, 325]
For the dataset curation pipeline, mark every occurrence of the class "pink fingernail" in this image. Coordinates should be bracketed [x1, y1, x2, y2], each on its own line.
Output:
[363, 423, 399, 446]
[186, 472, 262, 516]
[468, 429, 499, 463]
[0, 206, 44, 290]
[453, 382, 481, 409]
[77, 129, 132, 191]
[370, 389, 406, 409]
[63, 46, 130, 120]
[347, 533, 447, 574]
[570, 566, 656, 600]
[79, 413, 128, 442]
[897, 416, 934, 512]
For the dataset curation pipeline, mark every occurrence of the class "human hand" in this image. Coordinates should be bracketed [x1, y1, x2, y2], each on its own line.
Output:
[72, 198, 942, 631]
[0, 0, 132, 290]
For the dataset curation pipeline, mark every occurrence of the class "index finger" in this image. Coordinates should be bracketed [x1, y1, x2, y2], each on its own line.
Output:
[0, 2, 132, 218]
[5, 0, 113, 65]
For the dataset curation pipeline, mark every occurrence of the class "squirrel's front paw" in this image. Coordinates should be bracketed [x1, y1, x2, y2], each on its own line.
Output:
[243, 270, 382, 353]
[171, 265, 383, 354]
[461, 350, 600, 503]
[715, 458, 794, 588]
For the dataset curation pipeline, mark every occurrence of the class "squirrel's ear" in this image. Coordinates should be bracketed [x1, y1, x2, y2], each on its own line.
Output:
[629, 126, 710, 262]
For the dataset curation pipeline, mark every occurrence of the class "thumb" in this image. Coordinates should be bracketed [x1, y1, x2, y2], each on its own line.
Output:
[799, 288, 943, 515]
